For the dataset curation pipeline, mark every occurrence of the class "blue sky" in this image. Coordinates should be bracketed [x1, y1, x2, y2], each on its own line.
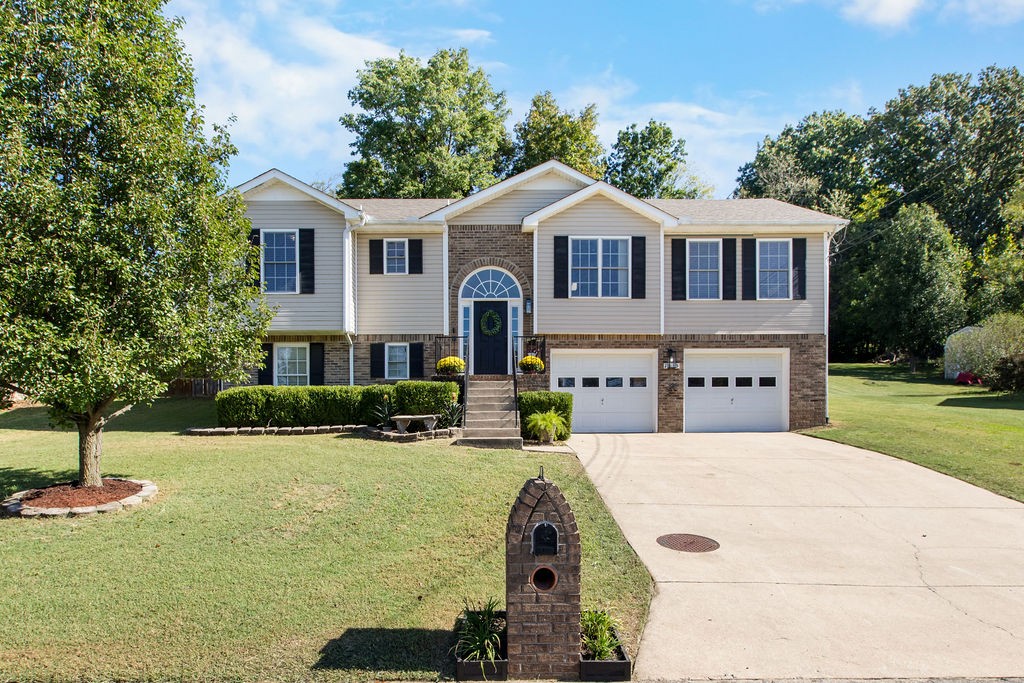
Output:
[165, 0, 1024, 197]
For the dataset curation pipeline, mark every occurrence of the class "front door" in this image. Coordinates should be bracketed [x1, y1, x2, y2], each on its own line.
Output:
[473, 301, 508, 375]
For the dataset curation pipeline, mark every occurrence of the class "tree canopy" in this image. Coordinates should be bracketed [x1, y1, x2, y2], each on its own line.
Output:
[339, 48, 511, 198]
[507, 91, 605, 178]
[604, 120, 712, 198]
[0, 0, 272, 486]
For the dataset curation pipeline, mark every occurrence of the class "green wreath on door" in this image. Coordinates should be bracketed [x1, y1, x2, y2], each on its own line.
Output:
[480, 309, 502, 336]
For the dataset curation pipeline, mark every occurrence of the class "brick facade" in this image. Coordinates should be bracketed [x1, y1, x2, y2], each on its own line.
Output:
[243, 335, 350, 386]
[505, 476, 581, 680]
[448, 225, 534, 336]
[518, 333, 827, 431]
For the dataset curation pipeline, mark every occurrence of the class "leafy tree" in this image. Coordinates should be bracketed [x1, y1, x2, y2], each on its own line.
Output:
[340, 48, 510, 198]
[0, 0, 272, 487]
[868, 66, 1024, 251]
[864, 205, 968, 364]
[604, 120, 712, 198]
[506, 91, 605, 178]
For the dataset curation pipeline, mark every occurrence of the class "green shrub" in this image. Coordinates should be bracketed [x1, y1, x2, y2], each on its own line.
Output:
[357, 384, 397, 425]
[217, 385, 375, 427]
[518, 391, 572, 440]
[525, 410, 566, 443]
[944, 312, 1024, 381]
[991, 353, 1024, 393]
[216, 386, 276, 427]
[395, 380, 459, 415]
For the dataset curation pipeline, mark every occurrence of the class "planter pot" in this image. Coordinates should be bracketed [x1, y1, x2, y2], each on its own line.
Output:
[580, 629, 631, 681]
[455, 656, 509, 681]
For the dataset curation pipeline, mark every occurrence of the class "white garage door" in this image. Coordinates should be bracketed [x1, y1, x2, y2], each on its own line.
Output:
[684, 350, 789, 432]
[549, 350, 657, 433]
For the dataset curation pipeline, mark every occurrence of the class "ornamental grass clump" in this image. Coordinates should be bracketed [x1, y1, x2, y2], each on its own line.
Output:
[518, 355, 545, 373]
[453, 597, 506, 671]
[581, 610, 622, 661]
[436, 355, 466, 375]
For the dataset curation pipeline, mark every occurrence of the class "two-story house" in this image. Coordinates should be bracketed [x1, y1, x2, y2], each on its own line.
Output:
[237, 160, 846, 433]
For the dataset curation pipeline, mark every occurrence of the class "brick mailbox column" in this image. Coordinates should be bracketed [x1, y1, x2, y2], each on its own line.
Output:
[505, 472, 581, 680]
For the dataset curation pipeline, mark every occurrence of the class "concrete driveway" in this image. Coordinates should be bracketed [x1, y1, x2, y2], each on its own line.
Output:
[570, 432, 1024, 680]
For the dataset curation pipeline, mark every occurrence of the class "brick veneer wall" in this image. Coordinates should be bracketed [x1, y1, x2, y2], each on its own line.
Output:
[350, 334, 442, 384]
[448, 225, 534, 336]
[506, 476, 581, 680]
[517, 333, 827, 431]
[242, 335, 350, 386]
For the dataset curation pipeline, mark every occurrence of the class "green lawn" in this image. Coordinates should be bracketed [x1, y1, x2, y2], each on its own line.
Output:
[0, 399, 651, 682]
[804, 363, 1024, 502]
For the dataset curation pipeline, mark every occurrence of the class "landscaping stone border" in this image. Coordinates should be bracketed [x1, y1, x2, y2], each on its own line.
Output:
[2, 479, 158, 519]
[183, 425, 462, 443]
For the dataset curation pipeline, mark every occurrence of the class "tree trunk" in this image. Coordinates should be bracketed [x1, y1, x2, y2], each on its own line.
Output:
[77, 416, 104, 487]
[908, 355, 919, 373]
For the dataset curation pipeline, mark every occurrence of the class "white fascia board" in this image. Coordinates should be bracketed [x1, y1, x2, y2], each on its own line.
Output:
[353, 222, 445, 235]
[522, 182, 679, 232]
[235, 169, 362, 221]
[419, 160, 596, 221]
[665, 221, 847, 235]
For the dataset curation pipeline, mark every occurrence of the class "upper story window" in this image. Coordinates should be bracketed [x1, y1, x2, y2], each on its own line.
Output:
[385, 239, 407, 274]
[276, 344, 308, 385]
[688, 239, 720, 300]
[758, 239, 791, 300]
[571, 237, 628, 298]
[262, 230, 298, 293]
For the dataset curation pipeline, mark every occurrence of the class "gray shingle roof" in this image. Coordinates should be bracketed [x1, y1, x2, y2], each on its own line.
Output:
[338, 197, 453, 220]
[647, 198, 846, 224]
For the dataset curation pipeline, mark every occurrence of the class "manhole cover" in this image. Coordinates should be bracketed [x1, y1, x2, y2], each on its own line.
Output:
[657, 533, 719, 553]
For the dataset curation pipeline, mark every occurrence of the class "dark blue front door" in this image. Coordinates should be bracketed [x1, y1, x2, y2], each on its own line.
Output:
[473, 301, 508, 374]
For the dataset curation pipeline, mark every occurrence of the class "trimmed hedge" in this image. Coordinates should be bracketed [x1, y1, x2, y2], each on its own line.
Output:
[518, 391, 573, 440]
[215, 382, 457, 428]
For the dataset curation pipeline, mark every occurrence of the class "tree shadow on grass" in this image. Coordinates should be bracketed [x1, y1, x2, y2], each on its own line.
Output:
[0, 466, 132, 499]
[0, 397, 216, 433]
[829, 364, 944, 384]
[313, 627, 456, 678]
[939, 394, 1024, 410]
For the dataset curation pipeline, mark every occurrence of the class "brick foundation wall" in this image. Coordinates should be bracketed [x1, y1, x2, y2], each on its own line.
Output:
[506, 476, 581, 680]
[351, 333, 441, 384]
[242, 335, 351, 386]
[515, 333, 827, 431]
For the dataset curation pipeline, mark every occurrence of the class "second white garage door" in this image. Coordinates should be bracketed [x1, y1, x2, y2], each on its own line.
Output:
[684, 349, 789, 432]
[549, 350, 657, 433]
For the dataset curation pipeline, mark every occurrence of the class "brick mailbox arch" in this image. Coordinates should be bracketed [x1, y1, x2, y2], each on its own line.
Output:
[505, 472, 581, 679]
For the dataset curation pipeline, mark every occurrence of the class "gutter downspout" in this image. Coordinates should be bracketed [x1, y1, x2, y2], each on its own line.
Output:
[345, 332, 355, 386]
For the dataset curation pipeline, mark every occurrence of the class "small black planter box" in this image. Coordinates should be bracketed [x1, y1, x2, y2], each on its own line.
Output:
[580, 629, 631, 681]
[455, 656, 509, 681]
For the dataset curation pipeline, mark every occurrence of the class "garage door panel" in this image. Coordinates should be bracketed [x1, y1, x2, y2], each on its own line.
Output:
[684, 351, 788, 432]
[550, 351, 656, 433]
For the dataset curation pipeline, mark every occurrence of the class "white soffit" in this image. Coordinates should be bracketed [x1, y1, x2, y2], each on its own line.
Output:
[522, 181, 680, 231]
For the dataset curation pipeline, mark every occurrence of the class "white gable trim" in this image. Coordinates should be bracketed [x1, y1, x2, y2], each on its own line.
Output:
[419, 159, 595, 221]
[236, 169, 361, 220]
[522, 182, 680, 231]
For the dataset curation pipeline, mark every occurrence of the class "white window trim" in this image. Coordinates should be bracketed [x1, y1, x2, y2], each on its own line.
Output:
[385, 342, 410, 380]
[569, 236, 630, 298]
[274, 342, 310, 386]
[261, 228, 300, 294]
[757, 238, 792, 301]
[384, 238, 408, 275]
[686, 238, 723, 301]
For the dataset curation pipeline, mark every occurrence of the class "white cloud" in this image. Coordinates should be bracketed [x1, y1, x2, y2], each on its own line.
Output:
[839, 0, 925, 27]
[448, 28, 493, 44]
[942, 0, 1024, 24]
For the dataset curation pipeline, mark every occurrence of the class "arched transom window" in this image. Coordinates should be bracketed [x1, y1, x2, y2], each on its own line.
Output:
[460, 268, 521, 299]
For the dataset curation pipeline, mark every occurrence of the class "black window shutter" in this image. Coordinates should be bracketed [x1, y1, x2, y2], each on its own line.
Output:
[409, 239, 423, 274]
[249, 229, 261, 288]
[369, 239, 383, 274]
[722, 238, 737, 300]
[409, 342, 424, 378]
[630, 236, 645, 299]
[671, 239, 687, 300]
[309, 343, 325, 385]
[258, 343, 274, 385]
[370, 343, 385, 378]
[741, 238, 757, 300]
[553, 236, 569, 299]
[299, 229, 315, 294]
[792, 238, 807, 300]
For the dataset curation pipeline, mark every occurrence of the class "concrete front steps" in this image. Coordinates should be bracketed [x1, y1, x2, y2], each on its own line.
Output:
[456, 377, 523, 449]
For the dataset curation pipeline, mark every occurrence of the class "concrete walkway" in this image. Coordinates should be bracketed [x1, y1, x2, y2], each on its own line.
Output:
[570, 432, 1024, 680]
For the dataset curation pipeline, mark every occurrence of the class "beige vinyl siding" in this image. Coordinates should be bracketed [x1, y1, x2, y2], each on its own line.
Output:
[536, 196, 661, 334]
[357, 234, 444, 334]
[664, 233, 826, 334]
[246, 200, 345, 332]
[449, 189, 577, 225]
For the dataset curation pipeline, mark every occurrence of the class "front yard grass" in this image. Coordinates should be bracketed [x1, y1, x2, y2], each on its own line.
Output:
[0, 399, 651, 682]
[804, 363, 1024, 502]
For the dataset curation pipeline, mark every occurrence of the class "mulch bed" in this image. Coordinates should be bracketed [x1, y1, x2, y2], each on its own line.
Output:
[21, 479, 142, 508]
